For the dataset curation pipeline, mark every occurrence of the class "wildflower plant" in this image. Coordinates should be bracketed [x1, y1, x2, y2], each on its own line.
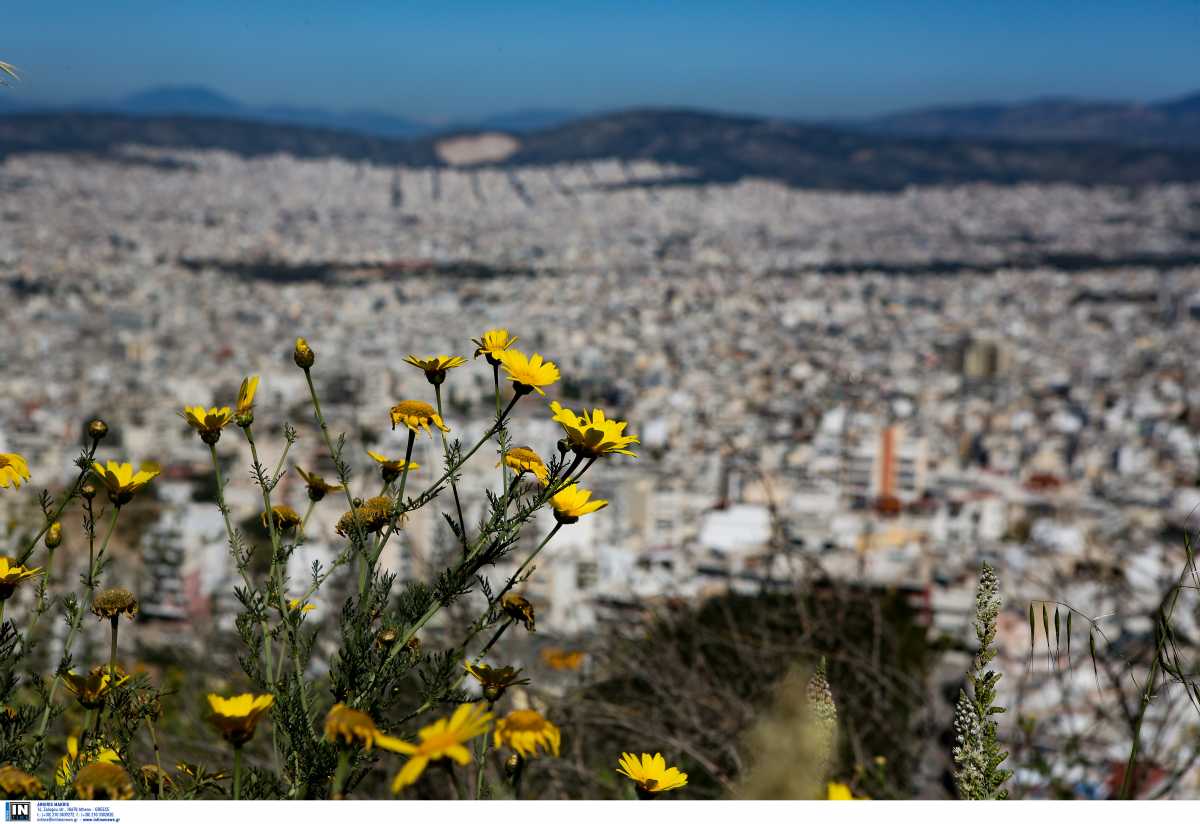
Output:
[0, 327, 662, 799]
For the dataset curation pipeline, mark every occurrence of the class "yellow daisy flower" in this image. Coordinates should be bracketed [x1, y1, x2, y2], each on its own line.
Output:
[390, 400, 450, 437]
[390, 703, 493, 792]
[0, 557, 42, 601]
[235, 375, 260, 425]
[498, 350, 560, 397]
[207, 693, 274, 747]
[366, 450, 420, 484]
[501, 594, 536, 632]
[295, 466, 343, 501]
[463, 662, 530, 702]
[324, 703, 407, 752]
[74, 762, 134, 800]
[499, 446, 549, 486]
[616, 752, 688, 796]
[63, 665, 131, 710]
[404, 355, 467, 386]
[261, 505, 302, 532]
[493, 710, 561, 759]
[550, 484, 608, 524]
[91, 460, 160, 507]
[472, 328, 519, 365]
[180, 406, 233, 444]
[56, 735, 120, 786]
[0, 764, 44, 799]
[0, 453, 31, 489]
[287, 598, 315, 614]
[549, 402, 639, 459]
[45, 521, 63, 549]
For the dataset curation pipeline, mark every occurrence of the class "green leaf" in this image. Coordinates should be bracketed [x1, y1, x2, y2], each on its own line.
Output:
[1054, 607, 1060, 652]
[1066, 611, 1073, 662]
[1028, 603, 1035, 651]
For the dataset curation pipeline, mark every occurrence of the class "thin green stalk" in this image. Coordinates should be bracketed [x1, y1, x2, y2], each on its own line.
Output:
[332, 749, 351, 799]
[146, 718, 164, 797]
[494, 364, 504, 497]
[302, 367, 369, 552]
[506, 523, 563, 594]
[298, 499, 316, 540]
[16, 440, 100, 566]
[108, 617, 119, 675]
[475, 717, 493, 799]
[36, 507, 119, 738]
[233, 746, 243, 800]
[208, 442, 275, 685]
[434, 383, 470, 553]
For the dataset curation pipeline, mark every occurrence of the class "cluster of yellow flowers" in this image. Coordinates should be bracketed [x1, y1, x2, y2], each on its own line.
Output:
[0, 326, 703, 801]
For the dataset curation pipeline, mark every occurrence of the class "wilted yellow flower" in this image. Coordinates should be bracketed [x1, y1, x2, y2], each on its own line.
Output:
[550, 484, 608, 524]
[92, 588, 138, 620]
[0, 453, 31, 489]
[91, 460, 160, 507]
[0, 557, 42, 601]
[74, 762, 134, 800]
[550, 402, 639, 459]
[288, 597, 315, 614]
[335, 496, 393, 537]
[541, 648, 585, 671]
[501, 594, 535, 632]
[403, 354, 467, 385]
[63, 665, 131, 709]
[207, 693, 274, 747]
[140, 764, 173, 797]
[498, 350, 560, 397]
[390, 400, 450, 437]
[0, 764, 44, 799]
[324, 703, 407, 752]
[236, 375, 260, 422]
[463, 662, 530, 702]
[261, 505, 302, 532]
[179, 406, 233, 444]
[56, 736, 121, 786]
[494, 710, 561, 759]
[390, 703, 493, 792]
[367, 450, 420, 484]
[294, 337, 315, 369]
[45, 521, 63, 549]
[174, 761, 229, 782]
[616, 752, 688, 796]
[472, 329, 518, 365]
[295, 466, 343, 501]
[500, 446, 549, 485]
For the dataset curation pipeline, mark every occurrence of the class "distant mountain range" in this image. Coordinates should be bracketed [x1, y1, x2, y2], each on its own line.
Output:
[858, 90, 1200, 147]
[2, 85, 1200, 190]
[0, 85, 577, 138]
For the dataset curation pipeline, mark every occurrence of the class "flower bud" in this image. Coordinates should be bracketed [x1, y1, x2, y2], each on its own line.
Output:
[80, 483, 97, 501]
[557, 438, 570, 457]
[504, 753, 524, 781]
[45, 522, 62, 549]
[88, 419, 109, 441]
[293, 337, 315, 369]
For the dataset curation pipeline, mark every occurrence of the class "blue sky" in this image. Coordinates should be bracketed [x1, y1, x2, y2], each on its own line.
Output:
[3, 1, 1198, 121]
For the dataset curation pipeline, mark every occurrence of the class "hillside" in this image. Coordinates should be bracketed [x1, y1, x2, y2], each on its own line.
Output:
[3, 108, 1200, 190]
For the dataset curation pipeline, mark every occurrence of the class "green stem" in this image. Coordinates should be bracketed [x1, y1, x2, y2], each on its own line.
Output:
[233, 746, 243, 800]
[332, 749, 351, 799]
[108, 617, 119, 675]
[16, 439, 100, 566]
[434, 383, 470, 554]
[209, 442, 275, 687]
[36, 507, 119, 739]
[146, 718, 164, 797]
[302, 368, 369, 550]
[298, 499, 316, 541]
[504, 523, 563, 597]
[475, 717, 493, 799]
[494, 364, 505, 497]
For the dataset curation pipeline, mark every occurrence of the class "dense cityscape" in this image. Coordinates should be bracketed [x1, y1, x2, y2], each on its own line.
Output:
[4, 146, 1200, 796]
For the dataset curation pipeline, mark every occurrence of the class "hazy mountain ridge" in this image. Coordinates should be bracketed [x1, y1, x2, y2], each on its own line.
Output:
[861, 90, 1200, 147]
[3, 106, 1200, 191]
